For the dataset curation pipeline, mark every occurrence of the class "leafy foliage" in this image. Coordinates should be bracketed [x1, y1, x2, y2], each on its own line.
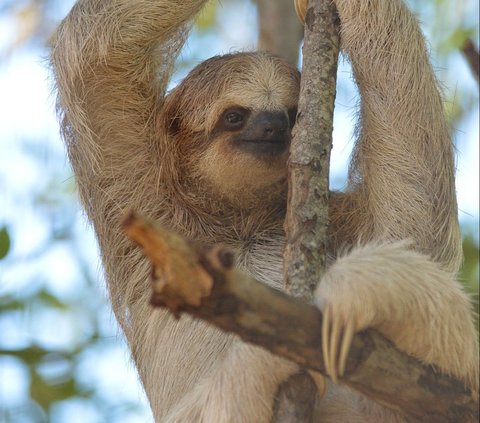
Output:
[0, 226, 11, 260]
[460, 234, 480, 329]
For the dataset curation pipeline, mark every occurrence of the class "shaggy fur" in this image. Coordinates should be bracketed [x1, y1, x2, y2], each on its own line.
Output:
[50, 0, 478, 422]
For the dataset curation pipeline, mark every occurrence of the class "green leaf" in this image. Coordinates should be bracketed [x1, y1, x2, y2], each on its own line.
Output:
[0, 296, 25, 311]
[30, 370, 80, 410]
[195, 1, 218, 33]
[460, 235, 480, 290]
[460, 234, 479, 331]
[440, 27, 476, 54]
[1, 346, 50, 364]
[0, 226, 11, 260]
[37, 290, 69, 310]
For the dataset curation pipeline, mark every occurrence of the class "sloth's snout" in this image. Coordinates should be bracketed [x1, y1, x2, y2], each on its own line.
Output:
[250, 111, 289, 140]
[233, 111, 290, 156]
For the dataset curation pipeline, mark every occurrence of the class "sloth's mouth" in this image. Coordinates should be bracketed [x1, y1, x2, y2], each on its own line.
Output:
[230, 111, 291, 158]
[234, 138, 289, 156]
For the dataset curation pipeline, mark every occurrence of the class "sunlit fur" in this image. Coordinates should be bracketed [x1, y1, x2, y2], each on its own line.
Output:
[50, 0, 478, 422]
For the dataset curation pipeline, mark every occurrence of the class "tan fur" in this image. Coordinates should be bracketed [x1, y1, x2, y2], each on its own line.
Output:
[50, 0, 478, 422]
[194, 140, 288, 208]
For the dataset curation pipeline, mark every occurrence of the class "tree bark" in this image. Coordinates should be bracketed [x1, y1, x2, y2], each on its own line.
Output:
[123, 212, 479, 423]
[284, 0, 339, 302]
[276, 0, 340, 420]
[461, 39, 479, 82]
[257, 0, 303, 65]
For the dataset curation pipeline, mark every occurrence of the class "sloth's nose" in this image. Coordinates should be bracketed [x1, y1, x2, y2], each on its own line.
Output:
[252, 111, 289, 140]
[233, 110, 291, 157]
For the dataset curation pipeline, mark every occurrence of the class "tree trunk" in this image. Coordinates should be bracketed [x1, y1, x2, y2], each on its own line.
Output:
[273, 0, 341, 420]
[256, 0, 303, 65]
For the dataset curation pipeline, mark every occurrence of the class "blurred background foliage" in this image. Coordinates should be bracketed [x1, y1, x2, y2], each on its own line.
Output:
[0, 0, 478, 422]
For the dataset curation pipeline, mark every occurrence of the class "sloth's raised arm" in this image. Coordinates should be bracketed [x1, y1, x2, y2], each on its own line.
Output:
[331, 1, 461, 271]
[50, 1, 208, 181]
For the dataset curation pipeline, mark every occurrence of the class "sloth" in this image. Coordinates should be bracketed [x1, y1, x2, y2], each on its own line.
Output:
[50, 0, 478, 422]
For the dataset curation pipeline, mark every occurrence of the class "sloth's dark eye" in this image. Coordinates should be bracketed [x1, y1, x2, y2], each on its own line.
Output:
[226, 111, 243, 124]
[222, 107, 249, 130]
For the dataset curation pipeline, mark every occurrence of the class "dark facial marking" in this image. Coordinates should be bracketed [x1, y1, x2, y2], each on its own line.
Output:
[232, 111, 291, 157]
[221, 107, 250, 131]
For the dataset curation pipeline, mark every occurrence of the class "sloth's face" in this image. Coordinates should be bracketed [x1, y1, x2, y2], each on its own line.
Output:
[197, 66, 299, 207]
[215, 106, 296, 158]
[196, 105, 298, 209]
[165, 52, 300, 209]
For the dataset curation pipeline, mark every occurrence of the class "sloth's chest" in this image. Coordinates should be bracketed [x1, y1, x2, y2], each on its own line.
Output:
[235, 235, 336, 291]
[236, 237, 285, 290]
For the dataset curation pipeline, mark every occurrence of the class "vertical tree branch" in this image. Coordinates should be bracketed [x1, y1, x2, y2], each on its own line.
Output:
[273, 0, 340, 421]
[257, 0, 303, 65]
[284, 0, 339, 301]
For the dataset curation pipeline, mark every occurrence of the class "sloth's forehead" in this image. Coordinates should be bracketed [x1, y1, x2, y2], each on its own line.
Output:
[180, 53, 300, 131]
[228, 83, 297, 110]
[179, 52, 300, 113]
[227, 63, 299, 110]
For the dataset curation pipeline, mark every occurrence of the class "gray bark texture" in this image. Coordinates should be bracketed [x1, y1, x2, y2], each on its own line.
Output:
[283, 0, 339, 302]
[275, 0, 340, 420]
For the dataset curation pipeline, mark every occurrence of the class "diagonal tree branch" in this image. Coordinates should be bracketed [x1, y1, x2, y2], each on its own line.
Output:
[123, 213, 479, 423]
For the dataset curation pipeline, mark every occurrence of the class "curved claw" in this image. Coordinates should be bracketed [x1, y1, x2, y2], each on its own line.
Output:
[294, 0, 307, 23]
[321, 306, 355, 383]
[322, 305, 332, 378]
[308, 370, 327, 399]
[338, 320, 354, 377]
[329, 315, 342, 383]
